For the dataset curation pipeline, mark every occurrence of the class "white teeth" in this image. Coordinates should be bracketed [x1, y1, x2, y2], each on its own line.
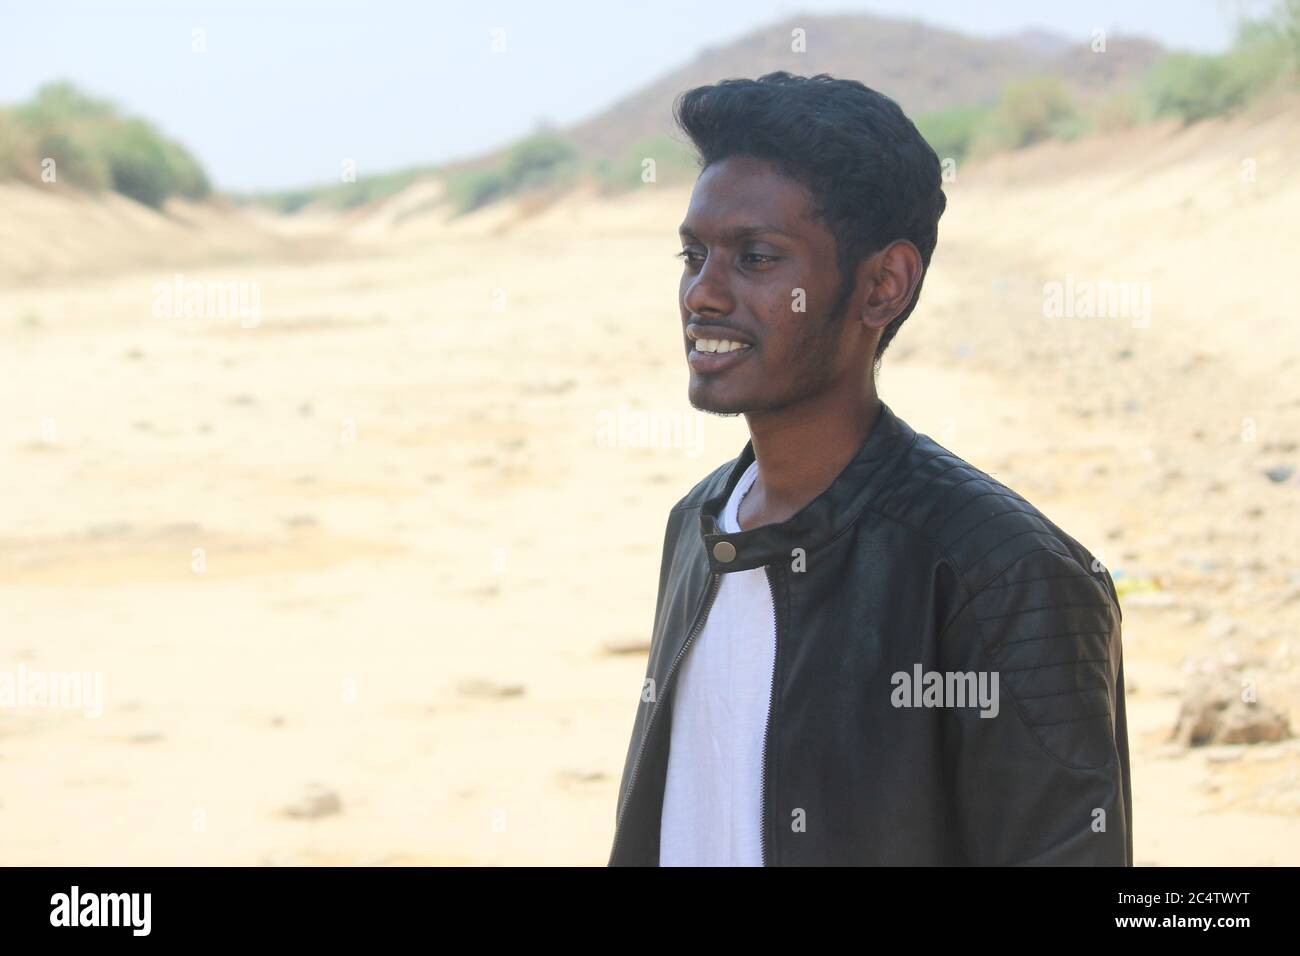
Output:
[695, 339, 749, 353]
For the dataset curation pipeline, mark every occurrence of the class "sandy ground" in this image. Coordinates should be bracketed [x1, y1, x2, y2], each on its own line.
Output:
[1, 100, 1298, 865]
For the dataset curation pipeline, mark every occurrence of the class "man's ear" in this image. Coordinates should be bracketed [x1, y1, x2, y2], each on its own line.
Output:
[857, 240, 922, 331]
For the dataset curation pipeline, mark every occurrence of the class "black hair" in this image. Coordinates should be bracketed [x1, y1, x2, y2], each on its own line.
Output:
[672, 71, 946, 362]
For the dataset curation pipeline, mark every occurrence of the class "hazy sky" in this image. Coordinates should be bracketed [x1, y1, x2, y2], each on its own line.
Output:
[0, 0, 1273, 191]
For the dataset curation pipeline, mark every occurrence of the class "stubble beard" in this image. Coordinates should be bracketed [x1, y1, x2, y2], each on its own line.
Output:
[687, 293, 853, 417]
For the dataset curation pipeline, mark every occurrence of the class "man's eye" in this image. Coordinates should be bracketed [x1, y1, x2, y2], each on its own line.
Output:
[675, 250, 777, 267]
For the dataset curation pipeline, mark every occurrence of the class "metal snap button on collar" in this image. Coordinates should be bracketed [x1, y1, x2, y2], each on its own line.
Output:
[712, 540, 737, 563]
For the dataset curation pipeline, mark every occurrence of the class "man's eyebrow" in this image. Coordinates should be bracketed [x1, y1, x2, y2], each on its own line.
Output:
[678, 223, 797, 241]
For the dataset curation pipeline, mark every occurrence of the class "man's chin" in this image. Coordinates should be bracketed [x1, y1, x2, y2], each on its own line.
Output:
[687, 382, 748, 417]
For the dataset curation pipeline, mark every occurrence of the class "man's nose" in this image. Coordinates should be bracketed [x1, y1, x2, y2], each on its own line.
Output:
[682, 252, 735, 317]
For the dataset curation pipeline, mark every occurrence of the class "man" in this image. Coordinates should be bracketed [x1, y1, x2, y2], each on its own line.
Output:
[608, 72, 1132, 866]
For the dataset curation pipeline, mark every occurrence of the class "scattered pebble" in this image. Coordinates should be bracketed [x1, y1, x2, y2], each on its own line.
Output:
[456, 678, 525, 699]
[602, 637, 651, 656]
[558, 768, 605, 784]
[282, 784, 342, 820]
[1171, 670, 1293, 747]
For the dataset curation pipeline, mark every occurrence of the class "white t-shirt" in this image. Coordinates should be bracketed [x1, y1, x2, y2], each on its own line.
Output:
[659, 459, 777, 866]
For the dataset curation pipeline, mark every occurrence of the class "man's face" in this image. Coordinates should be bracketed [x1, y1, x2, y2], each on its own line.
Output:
[678, 155, 862, 416]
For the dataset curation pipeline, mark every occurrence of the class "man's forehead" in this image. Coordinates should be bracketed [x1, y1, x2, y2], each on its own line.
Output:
[680, 158, 815, 238]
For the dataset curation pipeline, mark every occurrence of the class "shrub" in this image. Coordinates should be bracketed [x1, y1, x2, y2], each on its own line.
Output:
[1143, 53, 1255, 123]
[500, 132, 579, 196]
[1143, 3, 1300, 125]
[2, 80, 210, 207]
[976, 76, 1084, 152]
[590, 134, 698, 193]
[916, 104, 993, 162]
[1088, 90, 1143, 133]
[444, 132, 579, 214]
[101, 118, 174, 207]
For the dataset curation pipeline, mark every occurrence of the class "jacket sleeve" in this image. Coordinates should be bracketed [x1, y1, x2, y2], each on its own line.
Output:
[612, 506, 685, 827]
[938, 547, 1132, 865]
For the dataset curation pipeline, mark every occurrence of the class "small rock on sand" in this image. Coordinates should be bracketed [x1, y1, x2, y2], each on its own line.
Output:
[602, 637, 651, 656]
[456, 678, 525, 699]
[1171, 671, 1294, 747]
[558, 768, 606, 784]
[282, 784, 343, 820]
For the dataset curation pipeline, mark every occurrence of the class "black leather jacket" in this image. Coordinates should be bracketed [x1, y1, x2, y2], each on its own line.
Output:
[608, 401, 1132, 866]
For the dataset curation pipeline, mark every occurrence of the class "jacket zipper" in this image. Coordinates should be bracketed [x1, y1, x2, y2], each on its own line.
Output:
[608, 571, 722, 865]
[760, 564, 779, 867]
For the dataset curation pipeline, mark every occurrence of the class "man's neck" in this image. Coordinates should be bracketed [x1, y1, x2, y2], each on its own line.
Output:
[737, 385, 881, 530]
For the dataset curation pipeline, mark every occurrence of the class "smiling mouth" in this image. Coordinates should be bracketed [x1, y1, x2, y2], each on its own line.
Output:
[692, 338, 752, 354]
[687, 338, 753, 373]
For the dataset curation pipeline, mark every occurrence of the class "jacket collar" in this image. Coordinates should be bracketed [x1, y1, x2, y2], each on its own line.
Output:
[699, 400, 915, 573]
